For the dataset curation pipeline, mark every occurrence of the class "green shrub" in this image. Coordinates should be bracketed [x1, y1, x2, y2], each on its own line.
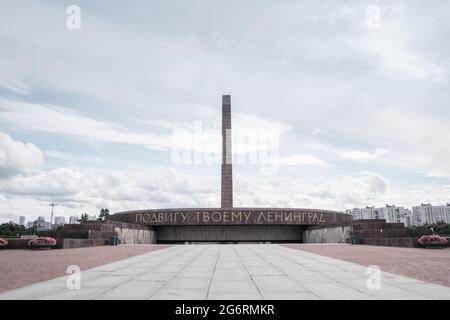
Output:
[408, 222, 450, 236]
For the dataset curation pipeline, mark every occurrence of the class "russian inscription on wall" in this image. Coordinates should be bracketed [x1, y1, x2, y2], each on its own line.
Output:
[133, 209, 330, 226]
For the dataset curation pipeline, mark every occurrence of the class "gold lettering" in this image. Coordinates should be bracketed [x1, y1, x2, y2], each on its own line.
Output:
[142, 213, 151, 224]
[232, 211, 242, 222]
[223, 212, 230, 223]
[258, 212, 266, 222]
[212, 212, 221, 222]
[275, 212, 283, 222]
[203, 212, 210, 222]
[267, 212, 274, 222]
[150, 213, 158, 223]
[319, 213, 326, 223]
[293, 212, 301, 222]
[284, 212, 292, 222]
[158, 212, 164, 222]
[244, 212, 251, 222]
[136, 213, 142, 223]
[181, 212, 188, 222]
[312, 213, 318, 223]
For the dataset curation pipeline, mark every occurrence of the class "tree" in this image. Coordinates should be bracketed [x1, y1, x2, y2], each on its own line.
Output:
[79, 213, 89, 222]
[0, 222, 27, 237]
[408, 223, 450, 236]
[99, 208, 110, 220]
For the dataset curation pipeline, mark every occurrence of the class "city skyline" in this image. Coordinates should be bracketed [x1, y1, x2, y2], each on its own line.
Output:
[1, 1, 450, 223]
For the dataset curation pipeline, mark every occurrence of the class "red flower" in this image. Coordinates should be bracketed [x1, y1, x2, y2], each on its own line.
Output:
[418, 235, 448, 245]
[0, 238, 8, 246]
[29, 237, 56, 247]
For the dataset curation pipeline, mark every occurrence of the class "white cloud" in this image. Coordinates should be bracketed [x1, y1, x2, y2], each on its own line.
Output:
[0, 61, 29, 95]
[357, 4, 449, 87]
[0, 132, 43, 178]
[235, 171, 391, 211]
[274, 154, 328, 167]
[376, 108, 450, 178]
[342, 172, 390, 197]
[339, 148, 388, 163]
[311, 128, 322, 136]
[0, 98, 172, 151]
[1, 1, 450, 221]
[0, 98, 291, 158]
[44, 150, 101, 163]
[365, 34, 448, 86]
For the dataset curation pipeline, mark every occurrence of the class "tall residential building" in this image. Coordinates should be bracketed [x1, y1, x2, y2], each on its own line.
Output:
[34, 216, 51, 231]
[69, 216, 79, 224]
[378, 205, 412, 225]
[412, 204, 450, 226]
[348, 205, 412, 226]
[19, 216, 25, 226]
[53, 216, 66, 226]
[347, 207, 380, 220]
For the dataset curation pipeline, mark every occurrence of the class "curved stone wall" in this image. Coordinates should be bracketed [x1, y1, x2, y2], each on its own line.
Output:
[109, 208, 351, 227]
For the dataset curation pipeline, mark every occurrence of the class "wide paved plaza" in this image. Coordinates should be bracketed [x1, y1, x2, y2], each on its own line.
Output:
[1, 244, 450, 300]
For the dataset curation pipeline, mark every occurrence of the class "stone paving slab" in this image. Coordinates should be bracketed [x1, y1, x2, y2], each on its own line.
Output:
[1, 244, 450, 300]
[0, 245, 170, 293]
[284, 244, 450, 287]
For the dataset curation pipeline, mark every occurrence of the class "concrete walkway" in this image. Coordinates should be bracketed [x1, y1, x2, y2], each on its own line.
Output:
[1, 244, 449, 300]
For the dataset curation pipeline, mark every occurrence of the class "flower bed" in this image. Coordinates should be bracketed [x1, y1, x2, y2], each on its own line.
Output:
[0, 238, 8, 248]
[28, 237, 56, 249]
[418, 235, 448, 248]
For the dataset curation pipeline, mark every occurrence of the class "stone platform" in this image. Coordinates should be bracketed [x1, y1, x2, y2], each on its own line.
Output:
[1, 244, 449, 300]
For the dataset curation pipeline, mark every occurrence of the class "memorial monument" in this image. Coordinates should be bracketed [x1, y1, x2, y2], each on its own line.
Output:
[109, 95, 352, 243]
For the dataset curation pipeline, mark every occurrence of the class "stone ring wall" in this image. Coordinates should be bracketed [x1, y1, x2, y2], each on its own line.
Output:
[109, 208, 351, 227]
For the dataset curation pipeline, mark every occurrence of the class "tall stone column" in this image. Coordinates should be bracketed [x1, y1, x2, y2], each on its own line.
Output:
[221, 95, 233, 209]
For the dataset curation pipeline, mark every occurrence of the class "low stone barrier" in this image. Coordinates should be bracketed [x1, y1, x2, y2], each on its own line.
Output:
[0, 238, 38, 249]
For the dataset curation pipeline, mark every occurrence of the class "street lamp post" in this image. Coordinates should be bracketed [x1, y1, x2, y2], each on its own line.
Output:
[49, 203, 58, 226]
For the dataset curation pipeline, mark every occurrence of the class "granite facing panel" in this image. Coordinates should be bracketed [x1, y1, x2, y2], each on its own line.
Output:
[156, 225, 304, 242]
[109, 208, 351, 227]
[303, 226, 353, 244]
[221, 164, 233, 209]
[221, 94, 233, 208]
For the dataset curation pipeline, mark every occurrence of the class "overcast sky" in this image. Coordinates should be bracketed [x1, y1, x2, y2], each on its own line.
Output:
[1, 0, 450, 224]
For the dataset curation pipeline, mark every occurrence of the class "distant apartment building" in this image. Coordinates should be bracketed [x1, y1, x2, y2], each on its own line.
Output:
[25, 219, 46, 230]
[380, 205, 412, 226]
[69, 216, 79, 224]
[412, 204, 450, 226]
[19, 216, 25, 226]
[34, 216, 51, 231]
[348, 206, 380, 220]
[348, 205, 413, 226]
[53, 216, 66, 226]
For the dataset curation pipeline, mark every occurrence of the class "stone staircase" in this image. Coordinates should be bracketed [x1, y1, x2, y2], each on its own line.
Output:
[40, 220, 156, 249]
[40, 221, 118, 248]
[348, 219, 417, 247]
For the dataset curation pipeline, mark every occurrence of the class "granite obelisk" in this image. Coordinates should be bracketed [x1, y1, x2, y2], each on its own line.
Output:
[221, 94, 233, 208]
